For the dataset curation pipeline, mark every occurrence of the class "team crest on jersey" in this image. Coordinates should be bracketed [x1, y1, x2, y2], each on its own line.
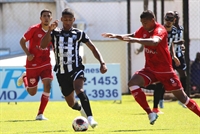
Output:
[30, 78, 36, 85]
[38, 34, 43, 38]
[143, 34, 147, 38]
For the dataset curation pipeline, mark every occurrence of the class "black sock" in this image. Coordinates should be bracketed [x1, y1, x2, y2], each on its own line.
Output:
[180, 77, 187, 92]
[153, 83, 164, 108]
[72, 101, 81, 111]
[77, 92, 92, 116]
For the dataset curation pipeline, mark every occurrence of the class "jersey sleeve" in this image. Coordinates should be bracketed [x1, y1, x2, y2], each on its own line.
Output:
[153, 27, 166, 40]
[23, 26, 35, 41]
[80, 31, 90, 43]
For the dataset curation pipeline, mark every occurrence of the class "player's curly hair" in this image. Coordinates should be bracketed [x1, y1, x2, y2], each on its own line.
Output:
[140, 10, 155, 20]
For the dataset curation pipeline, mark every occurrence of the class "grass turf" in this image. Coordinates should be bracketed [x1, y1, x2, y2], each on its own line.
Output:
[0, 95, 200, 134]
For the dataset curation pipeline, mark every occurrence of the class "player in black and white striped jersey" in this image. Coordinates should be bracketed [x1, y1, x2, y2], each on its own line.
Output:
[173, 11, 187, 94]
[41, 8, 107, 128]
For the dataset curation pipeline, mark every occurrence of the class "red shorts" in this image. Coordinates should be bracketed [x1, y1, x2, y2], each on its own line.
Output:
[26, 65, 53, 88]
[136, 68, 183, 91]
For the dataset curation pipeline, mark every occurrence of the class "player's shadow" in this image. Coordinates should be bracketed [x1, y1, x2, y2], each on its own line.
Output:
[112, 128, 170, 132]
[4, 120, 38, 122]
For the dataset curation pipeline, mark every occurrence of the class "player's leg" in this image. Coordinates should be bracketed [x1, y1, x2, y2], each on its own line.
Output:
[36, 66, 53, 120]
[128, 72, 158, 125]
[152, 83, 164, 114]
[158, 84, 165, 109]
[172, 89, 200, 117]
[74, 77, 98, 128]
[163, 72, 200, 117]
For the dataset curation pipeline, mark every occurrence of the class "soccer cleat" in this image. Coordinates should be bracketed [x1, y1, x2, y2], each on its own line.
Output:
[17, 72, 26, 86]
[159, 100, 164, 109]
[80, 107, 87, 118]
[148, 112, 158, 125]
[88, 116, 98, 128]
[152, 108, 164, 114]
[178, 101, 187, 108]
[35, 114, 48, 120]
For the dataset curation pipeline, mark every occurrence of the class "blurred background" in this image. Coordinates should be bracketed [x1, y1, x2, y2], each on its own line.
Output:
[0, 0, 199, 96]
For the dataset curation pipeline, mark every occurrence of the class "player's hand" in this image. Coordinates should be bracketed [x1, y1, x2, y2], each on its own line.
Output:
[49, 20, 59, 31]
[27, 54, 34, 61]
[100, 63, 107, 74]
[101, 33, 117, 38]
[173, 56, 180, 66]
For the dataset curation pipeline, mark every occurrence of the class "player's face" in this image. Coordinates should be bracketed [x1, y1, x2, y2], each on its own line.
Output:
[164, 15, 175, 28]
[40, 12, 52, 26]
[140, 18, 155, 31]
[61, 15, 75, 31]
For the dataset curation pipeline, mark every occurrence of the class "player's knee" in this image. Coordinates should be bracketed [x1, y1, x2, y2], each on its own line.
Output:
[27, 87, 37, 96]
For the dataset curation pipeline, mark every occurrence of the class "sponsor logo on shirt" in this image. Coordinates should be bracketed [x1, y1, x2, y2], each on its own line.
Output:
[145, 48, 157, 54]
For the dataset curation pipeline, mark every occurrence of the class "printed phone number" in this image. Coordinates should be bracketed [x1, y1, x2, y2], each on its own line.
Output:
[85, 89, 119, 98]
[84, 76, 118, 85]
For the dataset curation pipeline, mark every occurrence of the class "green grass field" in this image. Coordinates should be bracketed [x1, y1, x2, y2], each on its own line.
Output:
[0, 95, 200, 134]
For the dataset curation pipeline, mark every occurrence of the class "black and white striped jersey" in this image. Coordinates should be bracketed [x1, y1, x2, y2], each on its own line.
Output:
[174, 25, 184, 57]
[167, 25, 177, 49]
[51, 27, 89, 74]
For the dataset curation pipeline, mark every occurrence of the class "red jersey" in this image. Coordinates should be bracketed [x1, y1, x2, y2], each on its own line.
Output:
[23, 24, 51, 68]
[134, 23, 173, 72]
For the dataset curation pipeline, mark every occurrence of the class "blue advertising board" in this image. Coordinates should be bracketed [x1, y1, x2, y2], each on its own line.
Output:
[0, 64, 121, 102]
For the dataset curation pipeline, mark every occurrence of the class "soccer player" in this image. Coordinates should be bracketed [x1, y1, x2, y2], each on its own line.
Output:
[17, 9, 55, 120]
[40, 8, 107, 128]
[102, 10, 200, 125]
[173, 11, 187, 107]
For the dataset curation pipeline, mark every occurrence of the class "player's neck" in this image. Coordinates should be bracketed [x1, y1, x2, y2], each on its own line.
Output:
[41, 24, 49, 31]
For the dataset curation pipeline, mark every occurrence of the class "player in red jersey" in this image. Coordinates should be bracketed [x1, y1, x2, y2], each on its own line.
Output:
[102, 10, 200, 125]
[17, 9, 56, 120]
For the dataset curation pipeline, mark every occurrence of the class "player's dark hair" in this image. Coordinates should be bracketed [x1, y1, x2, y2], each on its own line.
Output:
[140, 10, 155, 20]
[62, 8, 74, 17]
[174, 11, 179, 18]
[40, 9, 52, 17]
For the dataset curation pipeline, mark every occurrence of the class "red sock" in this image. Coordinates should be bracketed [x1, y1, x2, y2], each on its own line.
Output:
[186, 99, 200, 117]
[131, 88, 152, 114]
[38, 92, 50, 115]
[23, 76, 28, 88]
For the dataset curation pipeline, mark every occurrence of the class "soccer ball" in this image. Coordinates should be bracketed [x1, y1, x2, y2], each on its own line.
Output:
[72, 116, 89, 131]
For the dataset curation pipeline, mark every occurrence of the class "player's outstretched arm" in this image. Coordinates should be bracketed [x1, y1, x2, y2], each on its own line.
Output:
[85, 40, 107, 74]
[123, 36, 160, 46]
[102, 33, 133, 41]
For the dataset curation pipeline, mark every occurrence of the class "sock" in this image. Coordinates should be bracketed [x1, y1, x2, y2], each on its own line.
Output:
[37, 92, 50, 115]
[130, 87, 152, 114]
[185, 98, 200, 117]
[153, 83, 163, 108]
[180, 77, 187, 92]
[72, 101, 81, 111]
[23, 76, 28, 88]
[77, 92, 92, 116]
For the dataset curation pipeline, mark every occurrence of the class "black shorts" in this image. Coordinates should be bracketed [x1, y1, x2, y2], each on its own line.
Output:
[56, 65, 86, 96]
[172, 54, 187, 70]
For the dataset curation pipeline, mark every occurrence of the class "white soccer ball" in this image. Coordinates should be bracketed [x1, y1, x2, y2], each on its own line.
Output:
[72, 116, 89, 131]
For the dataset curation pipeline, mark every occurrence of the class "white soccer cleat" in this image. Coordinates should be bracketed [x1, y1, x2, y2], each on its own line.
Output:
[148, 112, 158, 125]
[17, 72, 26, 86]
[80, 107, 87, 118]
[88, 116, 98, 128]
[35, 114, 48, 120]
